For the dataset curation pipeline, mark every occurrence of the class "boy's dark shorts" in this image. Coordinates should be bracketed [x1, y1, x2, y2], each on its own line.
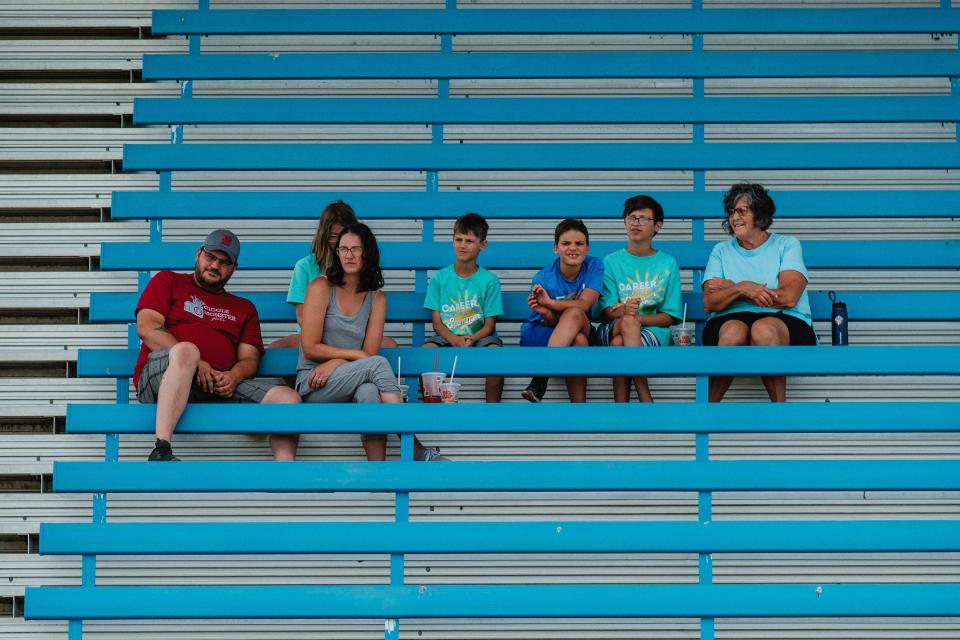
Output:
[701, 311, 817, 346]
[424, 334, 503, 347]
[136, 348, 282, 404]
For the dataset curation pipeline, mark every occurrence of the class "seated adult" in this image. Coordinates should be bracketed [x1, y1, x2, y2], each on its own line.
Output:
[296, 222, 443, 462]
[701, 183, 816, 402]
[135, 229, 302, 462]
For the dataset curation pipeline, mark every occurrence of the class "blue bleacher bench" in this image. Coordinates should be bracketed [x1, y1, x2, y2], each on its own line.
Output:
[25, 3, 960, 639]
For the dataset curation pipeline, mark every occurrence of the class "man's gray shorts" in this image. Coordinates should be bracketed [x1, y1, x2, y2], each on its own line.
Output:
[136, 348, 282, 404]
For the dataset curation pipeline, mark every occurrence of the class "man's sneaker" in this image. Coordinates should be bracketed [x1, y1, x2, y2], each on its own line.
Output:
[416, 447, 449, 462]
[521, 377, 548, 403]
[147, 439, 180, 462]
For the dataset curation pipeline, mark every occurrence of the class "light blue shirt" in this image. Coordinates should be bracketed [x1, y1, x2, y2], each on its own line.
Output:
[703, 233, 813, 326]
[601, 249, 683, 347]
[424, 265, 504, 336]
[286, 254, 324, 306]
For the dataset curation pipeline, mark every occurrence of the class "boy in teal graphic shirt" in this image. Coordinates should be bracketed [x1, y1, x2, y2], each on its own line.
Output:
[596, 195, 682, 403]
[423, 212, 504, 402]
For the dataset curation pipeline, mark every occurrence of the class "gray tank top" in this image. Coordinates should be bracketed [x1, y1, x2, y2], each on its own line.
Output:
[297, 285, 375, 374]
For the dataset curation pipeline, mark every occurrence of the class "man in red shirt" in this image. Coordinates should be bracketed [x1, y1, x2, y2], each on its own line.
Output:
[135, 229, 301, 461]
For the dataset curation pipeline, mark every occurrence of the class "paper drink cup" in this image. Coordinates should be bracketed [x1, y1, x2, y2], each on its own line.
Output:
[421, 372, 446, 403]
[440, 382, 461, 403]
[671, 325, 695, 347]
[398, 384, 409, 403]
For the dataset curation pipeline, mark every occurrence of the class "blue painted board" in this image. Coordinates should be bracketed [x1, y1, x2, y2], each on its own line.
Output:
[98, 240, 960, 270]
[76, 345, 960, 378]
[51, 459, 960, 493]
[39, 520, 960, 555]
[152, 8, 960, 35]
[109, 189, 960, 220]
[122, 142, 960, 171]
[88, 290, 960, 323]
[141, 51, 960, 80]
[24, 583, 960, 619]
[64, 402, 960, 435]
[132, 96, 960, 125]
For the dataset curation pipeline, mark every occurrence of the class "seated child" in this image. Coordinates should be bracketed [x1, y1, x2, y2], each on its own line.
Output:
[519, 218, 603, 403]
[596, 195, 682, 402]
[423, 212, 504, 402]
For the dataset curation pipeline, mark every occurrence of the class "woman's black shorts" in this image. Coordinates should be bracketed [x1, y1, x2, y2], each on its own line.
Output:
[701, 311, 817, 346]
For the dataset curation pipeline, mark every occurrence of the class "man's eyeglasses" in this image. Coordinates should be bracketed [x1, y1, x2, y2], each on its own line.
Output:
[626, 215, 657, 226]
[202, 250, 234, 267]
[336, 246, 363, 257]
[727, 207, 752, 217]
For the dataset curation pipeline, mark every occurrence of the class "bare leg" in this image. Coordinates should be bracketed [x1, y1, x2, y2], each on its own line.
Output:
[548, 308, 592, 403]
[485, 343, 504, 403]
[263, 385, 302, 461]
[363, 438, 386, 461]
[750, 317, 790, 403]
[609, 335, 630, 403]
[619, 314, 653, 403]
[381, 336, 398, 348]
[154, 341, 201, 442]
[708, 320, 749, 403]
[564, 332, 589, 402]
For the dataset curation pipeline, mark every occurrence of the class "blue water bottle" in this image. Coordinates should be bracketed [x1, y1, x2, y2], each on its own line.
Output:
[829, 291, 848, 346]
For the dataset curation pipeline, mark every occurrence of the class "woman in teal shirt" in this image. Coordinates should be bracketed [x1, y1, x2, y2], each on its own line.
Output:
[701, 183, 816, 403]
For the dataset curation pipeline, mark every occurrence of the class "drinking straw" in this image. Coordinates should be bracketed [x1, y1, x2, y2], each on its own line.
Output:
[434, 352, 439, 374]
[397, 356, 401, 386]
[681, 302, 688, 330]
[449, 355, 459, 385]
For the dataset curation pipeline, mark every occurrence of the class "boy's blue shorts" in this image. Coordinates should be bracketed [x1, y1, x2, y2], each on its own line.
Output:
[520, 322, 597, 347]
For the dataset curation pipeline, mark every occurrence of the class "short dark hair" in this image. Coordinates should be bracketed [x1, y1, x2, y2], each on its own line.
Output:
[453, 212, 489, 242]
[622, 195, 664, 224]
[554, 218, 590, 245]
[722, 183, 776, 234]
[325, 222, 384, 293]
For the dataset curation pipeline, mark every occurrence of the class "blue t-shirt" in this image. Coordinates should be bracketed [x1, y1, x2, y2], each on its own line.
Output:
[600, 248, 683, 347]
[286, 254, 323, 306]
[702, 233, 813, 326]
[521, 256, 604, 333]
[424, 265, 504, 336]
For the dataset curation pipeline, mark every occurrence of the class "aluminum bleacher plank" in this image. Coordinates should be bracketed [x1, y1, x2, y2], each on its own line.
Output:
[75, 344, 960, 378]
[122, 142, 960, 171]
[132, 95, 960, 125]
[39, 520, 960, 555]
[109, 189, 960, 219]
[151, 8, 960, 35]
[98, 239, 960, 270]
[24, 582, 960, 619]
[141, 51, 960, 80]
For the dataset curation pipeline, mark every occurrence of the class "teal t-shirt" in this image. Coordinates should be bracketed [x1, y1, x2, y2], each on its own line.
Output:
[287, 254, 323, 306]
[424, 265, 504, 336]
[702, 233, 812, 326]
[600, 248, 683, 346]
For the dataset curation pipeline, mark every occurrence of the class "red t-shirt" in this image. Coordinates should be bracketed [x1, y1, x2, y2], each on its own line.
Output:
[133, 271, 264, 387]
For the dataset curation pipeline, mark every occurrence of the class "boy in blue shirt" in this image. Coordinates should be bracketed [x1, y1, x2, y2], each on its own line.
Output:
[596, 195, 683, 402]
[423, 212, 504, 402]
[520, 218, 604, 403]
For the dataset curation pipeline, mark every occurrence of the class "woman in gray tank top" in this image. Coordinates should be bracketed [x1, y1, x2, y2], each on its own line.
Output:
[293, 223, 440, 462]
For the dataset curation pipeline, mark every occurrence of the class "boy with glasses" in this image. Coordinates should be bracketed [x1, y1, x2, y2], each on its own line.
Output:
[595, 195, 683, 402]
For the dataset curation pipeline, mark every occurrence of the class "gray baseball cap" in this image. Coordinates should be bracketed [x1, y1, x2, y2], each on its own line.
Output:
[203, 229, 240, 264]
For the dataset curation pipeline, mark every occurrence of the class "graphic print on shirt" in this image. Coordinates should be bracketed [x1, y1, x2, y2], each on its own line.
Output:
[183, 296, 237, 323]
[617, 269, 669, 313]
[441, 290, 483, 335]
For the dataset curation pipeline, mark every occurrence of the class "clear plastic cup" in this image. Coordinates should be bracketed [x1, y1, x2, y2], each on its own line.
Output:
[671, 325, 695, 347]
[440, 382, 461, 403]
[420, 372, 446, 403]
[398, 384, 409, 403]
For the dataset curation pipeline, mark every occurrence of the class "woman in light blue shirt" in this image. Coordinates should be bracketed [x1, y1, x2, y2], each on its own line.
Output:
[701, 183, 816, 403]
